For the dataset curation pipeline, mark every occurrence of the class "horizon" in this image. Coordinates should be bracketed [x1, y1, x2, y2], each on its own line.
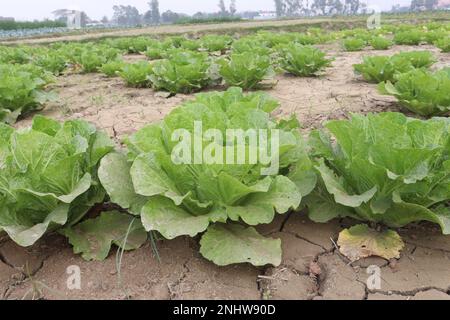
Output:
[2, 0, 413, 21]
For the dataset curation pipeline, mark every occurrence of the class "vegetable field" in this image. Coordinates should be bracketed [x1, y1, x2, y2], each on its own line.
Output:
[1, 16, 450, 300]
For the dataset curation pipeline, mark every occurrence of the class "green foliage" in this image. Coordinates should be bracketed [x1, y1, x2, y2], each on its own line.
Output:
[33, 51, 67, 75]
[0, 64, 55, 124]
[149, 51, 211, 93]
[0, 116, 114, 247]
[200, 35, 233, 52]
[435, 38, 450, 53]
[293, 33, 319, 45]
[174, 16, 242, 25]
[343, 38, 366, 52]
[98, 88, 315, 266]
[144, 44, 165, 60]
[0, 46, 33, 64]
[278, 44, 332, 77]
[391, 51, 436, 69]
[119, 61, 153, 88]
[0, 20, 66, 31]
[107, 37, 156, 54]
[354, 51, 436, 84]
[100, 60, 125, 77]
[379, 68, 450, 117]
[218, 52, 274, 90]
[61, 211, 147, 261]
[353, 55, 414, 83]
[394, 30, 423, 45]
[231, 38, 272, 55]
[180, 39, 201, 51]
[424, 29, 448, 44]
[255, 32, 296, 48]
[369, 36, 393, 50]
[307, 112, 450, 234]
[69, 45, 120, 73]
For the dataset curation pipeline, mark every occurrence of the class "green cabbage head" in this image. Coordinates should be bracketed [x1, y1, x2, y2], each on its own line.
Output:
[98, 88, 316, 266]
[0, 116, 114, 246]
[306, 112, 450, 234]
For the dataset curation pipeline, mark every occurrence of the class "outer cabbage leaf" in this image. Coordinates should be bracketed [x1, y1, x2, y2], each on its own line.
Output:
[0, 115, 114, 246]
[61, 210, 147, 261]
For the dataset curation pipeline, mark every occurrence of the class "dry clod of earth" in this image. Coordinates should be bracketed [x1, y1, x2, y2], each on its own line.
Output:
[368, 289, 450, 301]
[0, 242, 47, 276]
[282, 215, 342, 251]
[317, 253, 367, 300]
[357, 244, 450, 294]
[271, 232, 325, 274]
[260, 268, 318, 300]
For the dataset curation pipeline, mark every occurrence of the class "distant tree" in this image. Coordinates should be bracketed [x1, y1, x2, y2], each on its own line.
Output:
[274, 0, 286, 17]
[285, 0, 303, 16]
[193, 11, 206, 19]
[411, 0, 423, 11]
[218, 0, 228, 16]
[230, 0, 237, 16]
[425, 0, 438, 10]
[113, 5, 141, 26]
[161, 10, 180, 23]
[150, 0, 160, 24]
[344, 0, 363, 15]
[143, 10, 153, 24]
[101, 16, 109, 24]
[312, 0, 328, 15]
[330, 0, 344, 14]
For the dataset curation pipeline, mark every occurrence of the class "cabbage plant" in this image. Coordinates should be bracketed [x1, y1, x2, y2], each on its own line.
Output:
[342, 38, 366, 51]
[394, 30, 423, 45]
[98, 88, 316, 266]
[100, 60, 125, 78]
[0, 116, 114, 246]
[149, 51, 211, 94]
[200, 35, 233, 52]
[379, 68, 450, 117]
[278, 44, 332, 77]
[306, 112, 450, 234]
[435, 38, 450, 53]
[119, 61, 153, 88]
[353, 55, 413, 83]
[0, 64, 56, 124]
[369, 36, 393, 50]
[391, 51, 436, 69]
[218, 52, 274, 90]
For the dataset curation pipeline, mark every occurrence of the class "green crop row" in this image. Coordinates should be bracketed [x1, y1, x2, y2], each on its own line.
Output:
[1, 88, 449, 266]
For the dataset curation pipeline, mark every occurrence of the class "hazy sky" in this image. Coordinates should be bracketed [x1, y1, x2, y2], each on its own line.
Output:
[3, 0, 412, 21]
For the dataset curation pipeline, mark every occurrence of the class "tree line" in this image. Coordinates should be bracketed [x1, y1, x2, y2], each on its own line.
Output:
[111, 0, 240, 25]
[273, 0, 368, 17]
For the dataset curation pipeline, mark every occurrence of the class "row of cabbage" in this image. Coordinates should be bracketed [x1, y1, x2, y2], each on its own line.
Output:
[1, 23, 449, 124]
[0, 88, 449, 266]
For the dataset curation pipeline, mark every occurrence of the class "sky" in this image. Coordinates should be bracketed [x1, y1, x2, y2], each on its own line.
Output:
[2, 0, 413, 21]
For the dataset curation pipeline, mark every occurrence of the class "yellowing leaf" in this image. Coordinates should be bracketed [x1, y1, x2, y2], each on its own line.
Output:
[337, 224, 405, 261]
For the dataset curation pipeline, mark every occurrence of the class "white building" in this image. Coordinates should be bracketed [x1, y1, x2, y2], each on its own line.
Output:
[253, 11, 277, 20]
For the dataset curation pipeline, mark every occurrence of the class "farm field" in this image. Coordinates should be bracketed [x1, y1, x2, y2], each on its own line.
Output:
[1, 14, 450, 301]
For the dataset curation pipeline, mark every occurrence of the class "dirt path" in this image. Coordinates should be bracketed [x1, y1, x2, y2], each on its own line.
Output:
[3, 44, 450, 300]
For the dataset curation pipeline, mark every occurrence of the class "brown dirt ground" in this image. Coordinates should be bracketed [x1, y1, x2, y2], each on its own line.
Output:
[3, 43, 450, 300]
